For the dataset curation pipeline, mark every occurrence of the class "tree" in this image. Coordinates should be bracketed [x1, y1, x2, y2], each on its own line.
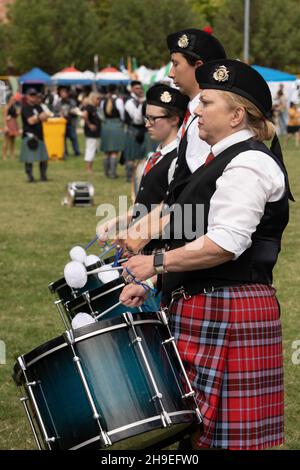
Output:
[7, 0, 101, 74]
[98, 0, 201, 68]
[0, 24, 7, 73]
[212, 0, 300, 72]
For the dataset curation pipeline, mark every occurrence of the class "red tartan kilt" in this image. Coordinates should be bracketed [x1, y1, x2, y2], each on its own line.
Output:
[169, 283, 284, 450]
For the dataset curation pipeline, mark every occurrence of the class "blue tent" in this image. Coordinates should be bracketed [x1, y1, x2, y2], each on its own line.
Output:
[252, 65, 297, 82]
[19, 67, 52, 85]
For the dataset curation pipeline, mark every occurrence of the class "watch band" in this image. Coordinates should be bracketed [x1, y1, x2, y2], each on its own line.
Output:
[153, 252, 164, 274]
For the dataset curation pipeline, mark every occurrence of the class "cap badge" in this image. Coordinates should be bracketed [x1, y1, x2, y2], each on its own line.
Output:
[213, 65, 229, 82]
[178, 34, 189, 48]
[160, 91, 172, 103]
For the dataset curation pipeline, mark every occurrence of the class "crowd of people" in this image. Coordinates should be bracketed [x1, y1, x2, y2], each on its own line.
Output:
[2, 72, 299, 183]
[1, 81, 157, 182]
[273, 83, 300, 145]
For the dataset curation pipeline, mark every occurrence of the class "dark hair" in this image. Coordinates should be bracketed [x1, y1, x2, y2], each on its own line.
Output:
[180, 52, 201, 67]
[108, 84, 117, 93]
[131, 80, 142, 87]
[163, 108, 184, 128]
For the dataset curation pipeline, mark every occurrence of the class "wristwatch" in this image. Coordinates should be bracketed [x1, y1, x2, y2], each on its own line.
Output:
[153, 252, 165, 274]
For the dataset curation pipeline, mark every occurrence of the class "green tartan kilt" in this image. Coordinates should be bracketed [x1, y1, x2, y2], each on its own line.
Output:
[20, 137, 49, 163]
[100, 118, 125, 152]
[123, 126, 146, 162]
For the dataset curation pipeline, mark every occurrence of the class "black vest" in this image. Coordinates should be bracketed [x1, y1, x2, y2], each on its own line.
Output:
[131, 147, 177, 254]
[103, 98, 121, 119]
[161, 138, 291, 305]
[165, 116, 197, 205]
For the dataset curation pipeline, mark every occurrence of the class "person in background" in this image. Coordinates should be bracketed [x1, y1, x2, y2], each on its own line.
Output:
[285, 101, 300, 147]
[123, 80, 146, 182]
[20, 88, 49, 182]
[97, 83, 189, 251]
[2, 93, 20, 160]
[56, 86, 81, 157]
[100, 84, 125, 178]
[273, 84, 287, 136]
[82, 92, 101, 174]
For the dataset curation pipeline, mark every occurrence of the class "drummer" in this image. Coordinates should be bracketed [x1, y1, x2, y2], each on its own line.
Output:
[97, 83, 189, 256]
[165, 28, 227, 196]
[120, 59, 293, 449]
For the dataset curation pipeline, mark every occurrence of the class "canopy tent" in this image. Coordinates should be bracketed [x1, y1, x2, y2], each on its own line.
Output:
[96, 67, 130, 85]
[136, 63, 173, 86]
[252, 65, 297, 82]
[252, 65, 297, 103]
[51, 67, 93, 86]
[19, 67, 52, 85]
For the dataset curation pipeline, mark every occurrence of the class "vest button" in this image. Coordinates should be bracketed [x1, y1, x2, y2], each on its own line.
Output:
[166, 191, 169, 196]
[175, 164, 178, 168]
[140, 187, 144, 191]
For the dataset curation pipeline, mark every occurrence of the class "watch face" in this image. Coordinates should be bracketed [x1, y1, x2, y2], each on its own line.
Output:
[154, 253, 164, 267]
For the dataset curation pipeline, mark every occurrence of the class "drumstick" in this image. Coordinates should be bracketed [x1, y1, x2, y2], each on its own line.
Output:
[87, 265, 123, 275]
[84, 236, 99, 250]
[115, 203, 170, 253]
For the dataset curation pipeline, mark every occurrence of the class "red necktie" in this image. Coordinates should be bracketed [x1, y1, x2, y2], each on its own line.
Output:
[143, 151, 162, 176]
[181, 109, 191, 138]
[204, 151, 214, 166]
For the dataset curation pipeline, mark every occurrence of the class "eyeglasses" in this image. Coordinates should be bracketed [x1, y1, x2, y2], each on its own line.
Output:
[144, 115, 169, 125]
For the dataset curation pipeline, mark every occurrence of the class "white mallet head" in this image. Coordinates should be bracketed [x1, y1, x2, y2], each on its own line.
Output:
[69, 246, 87, 264]
[98, 264, 120, 284]
[71, 312, 96, 330]
[64, 261, 88, 288]
[84, 254, 101, 267]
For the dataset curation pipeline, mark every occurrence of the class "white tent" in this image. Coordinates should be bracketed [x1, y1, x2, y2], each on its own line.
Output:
[136, 63, 174, 86]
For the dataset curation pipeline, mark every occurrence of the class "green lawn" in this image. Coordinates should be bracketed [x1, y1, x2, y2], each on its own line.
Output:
[0, 134, 299, 449]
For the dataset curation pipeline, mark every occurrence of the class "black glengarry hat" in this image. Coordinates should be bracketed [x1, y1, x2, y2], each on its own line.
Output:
[167, 28, 226, 62]
[146, 84, 189, 115]
[195, 59, 272, 119]
[195, 58, 294, 201]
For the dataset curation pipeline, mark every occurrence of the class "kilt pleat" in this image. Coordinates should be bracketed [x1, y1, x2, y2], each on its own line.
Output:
[20, 137, 48, 162]
[169, 283, 284, 450]
[100, 118, 125, 152]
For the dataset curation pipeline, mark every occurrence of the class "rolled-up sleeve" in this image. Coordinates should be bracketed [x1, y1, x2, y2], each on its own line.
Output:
[206, 151, 285, 259]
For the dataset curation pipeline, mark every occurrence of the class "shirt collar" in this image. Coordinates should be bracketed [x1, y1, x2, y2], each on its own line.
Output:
[157, 138, 177, 156]
[189, 92, 201, 116]
[211, 129, 255, 157]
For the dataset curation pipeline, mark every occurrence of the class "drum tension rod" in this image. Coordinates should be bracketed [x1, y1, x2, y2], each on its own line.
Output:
[82, 291, 98, 320]
[20, 396, 43, 450]
[64, 330, 112, 447]
[157, 309, 203, 425]
[122, 312, 172, 428]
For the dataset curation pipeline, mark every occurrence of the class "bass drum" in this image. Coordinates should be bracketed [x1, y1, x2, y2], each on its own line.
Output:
[13, 312, 201, 450]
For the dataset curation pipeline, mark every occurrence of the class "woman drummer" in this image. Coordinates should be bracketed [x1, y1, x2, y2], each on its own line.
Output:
[120, 59, 293, 449]
[97, 83, 189, 256]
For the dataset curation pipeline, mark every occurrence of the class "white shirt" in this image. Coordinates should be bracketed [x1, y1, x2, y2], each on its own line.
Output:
[177, 93, 210, 172]
[124, 93, 145, 125]
[206, 129, 286, 259]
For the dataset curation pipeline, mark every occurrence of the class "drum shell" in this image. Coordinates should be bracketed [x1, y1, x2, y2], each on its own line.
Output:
[13, 314, 197, 450]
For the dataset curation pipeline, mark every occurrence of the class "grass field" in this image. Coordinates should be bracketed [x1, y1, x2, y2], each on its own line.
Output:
[0, 134, 299, 450]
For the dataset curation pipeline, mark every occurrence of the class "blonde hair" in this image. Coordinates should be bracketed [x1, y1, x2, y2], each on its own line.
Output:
[87, 92, 100, 105]
[222, 91, 275, 142]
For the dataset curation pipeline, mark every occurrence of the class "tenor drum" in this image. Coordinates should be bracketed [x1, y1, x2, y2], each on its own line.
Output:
[13, 312, 201, 450]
